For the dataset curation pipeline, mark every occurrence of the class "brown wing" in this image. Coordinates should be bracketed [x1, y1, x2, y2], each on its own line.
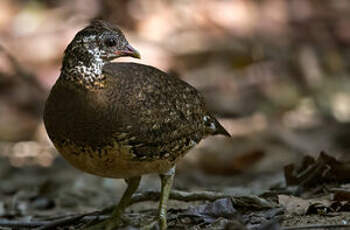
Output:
[102, 62, 229, 160]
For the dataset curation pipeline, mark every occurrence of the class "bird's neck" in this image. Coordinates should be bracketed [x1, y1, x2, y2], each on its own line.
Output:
[61, 48, 107, 88]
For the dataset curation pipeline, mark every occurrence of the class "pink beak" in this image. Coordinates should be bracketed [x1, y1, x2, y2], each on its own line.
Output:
[115, 44, 141, 59]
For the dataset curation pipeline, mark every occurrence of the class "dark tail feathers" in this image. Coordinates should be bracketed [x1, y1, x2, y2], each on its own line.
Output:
[213, 119, 231, 137]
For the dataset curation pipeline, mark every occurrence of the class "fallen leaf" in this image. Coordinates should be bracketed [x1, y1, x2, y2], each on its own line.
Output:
[284, 151, 350, 188]
[183, 198, 241, 224]
[278, 195, 310, 215]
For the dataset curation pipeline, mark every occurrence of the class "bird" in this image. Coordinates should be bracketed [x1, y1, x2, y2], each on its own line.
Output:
[43, 20, 230, 230]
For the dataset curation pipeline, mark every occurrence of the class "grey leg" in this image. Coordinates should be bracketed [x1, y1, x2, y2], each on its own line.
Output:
[110, 176, 141, 218]
[85, 176, 141, 230]
[106, 176, 141, 230]
[158, 166, 175, 230]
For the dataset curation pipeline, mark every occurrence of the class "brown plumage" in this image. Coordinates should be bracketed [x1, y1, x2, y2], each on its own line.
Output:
[43, 20, 230, 230]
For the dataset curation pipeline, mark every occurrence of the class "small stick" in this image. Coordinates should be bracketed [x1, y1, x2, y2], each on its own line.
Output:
[98, 190, 276, 214]
[36, 211, 100, 230]
[0, 219, 50, 228]
[282, 224, 350, 230]
[130, 190, 229, 204]
[130, 190, 277, 210]
[100, 190, 231, 214]
[0, 212, 103, 229]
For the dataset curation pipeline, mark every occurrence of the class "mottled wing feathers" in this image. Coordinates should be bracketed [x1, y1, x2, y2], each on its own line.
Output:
[102, 62, 228, 159]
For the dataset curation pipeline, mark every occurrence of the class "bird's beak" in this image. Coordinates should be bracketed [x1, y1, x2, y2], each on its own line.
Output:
[116, 44, 141, 59]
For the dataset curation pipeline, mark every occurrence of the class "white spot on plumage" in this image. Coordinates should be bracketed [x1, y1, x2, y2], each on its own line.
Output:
[83, 35, 97, 43]
[209, 122, 216, 130]
[203, 115, 216, 131]
[189, 140, 197, 146]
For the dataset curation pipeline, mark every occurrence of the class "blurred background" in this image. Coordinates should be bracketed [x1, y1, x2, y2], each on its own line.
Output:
[1, 0, 350, 225]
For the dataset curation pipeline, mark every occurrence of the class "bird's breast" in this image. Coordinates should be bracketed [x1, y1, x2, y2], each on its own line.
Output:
[54, 139, 178, 178]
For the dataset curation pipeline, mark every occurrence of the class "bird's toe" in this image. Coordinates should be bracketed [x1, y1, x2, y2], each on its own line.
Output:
[84, 217, 123, 230]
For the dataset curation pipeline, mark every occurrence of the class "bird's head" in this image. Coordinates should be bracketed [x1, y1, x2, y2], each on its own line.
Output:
[65, 20, 140, 63]
[61, 20, 140, 86]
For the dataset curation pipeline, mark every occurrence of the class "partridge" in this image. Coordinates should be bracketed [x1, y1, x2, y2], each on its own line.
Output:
[43, 20, 230, 230]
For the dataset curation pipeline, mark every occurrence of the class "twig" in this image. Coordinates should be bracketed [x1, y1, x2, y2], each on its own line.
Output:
[39, 213, 78, 221]
[100, 190, 230, 214]
[131, 190, 229, 204]
[131, 190, 277, 209]
[36, 211, 100, 230]
[0, 219, 50, 228]
[99, 190, 229, 214]
[0, 212, 105, 229]
[231, 195, 278, 209]
[282, 224, 350, 229]
[98, 190, 276, 214]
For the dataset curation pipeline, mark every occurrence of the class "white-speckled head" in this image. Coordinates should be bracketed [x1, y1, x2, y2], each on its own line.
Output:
[61, 20, 140, 84]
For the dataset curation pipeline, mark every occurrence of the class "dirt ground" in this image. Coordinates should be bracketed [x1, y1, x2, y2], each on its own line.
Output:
[2, 140, 350, 229]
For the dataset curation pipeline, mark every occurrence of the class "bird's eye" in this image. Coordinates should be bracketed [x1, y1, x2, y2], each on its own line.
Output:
[105, 38, 117, 47]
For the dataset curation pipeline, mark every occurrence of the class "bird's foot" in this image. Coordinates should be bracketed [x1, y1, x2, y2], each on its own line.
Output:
[140, 220, 158, 230]
[140, 216, 167, 230]
[159, 214, 167, 230]
[83, 217, 123, 230]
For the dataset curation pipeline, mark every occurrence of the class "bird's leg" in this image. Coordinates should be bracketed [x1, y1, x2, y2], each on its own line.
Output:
[106, 176, 141, 230]
[85, 176, 141, 230]
[110, 176, 141, 220]
[158, 166, 175, 230]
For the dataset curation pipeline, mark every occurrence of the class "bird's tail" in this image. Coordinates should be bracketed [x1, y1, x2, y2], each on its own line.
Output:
[204, 114, 231, 137]
[213, 119, 231, 137]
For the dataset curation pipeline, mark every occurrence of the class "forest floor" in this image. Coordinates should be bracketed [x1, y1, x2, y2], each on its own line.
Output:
[1, 144, 350, 230]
